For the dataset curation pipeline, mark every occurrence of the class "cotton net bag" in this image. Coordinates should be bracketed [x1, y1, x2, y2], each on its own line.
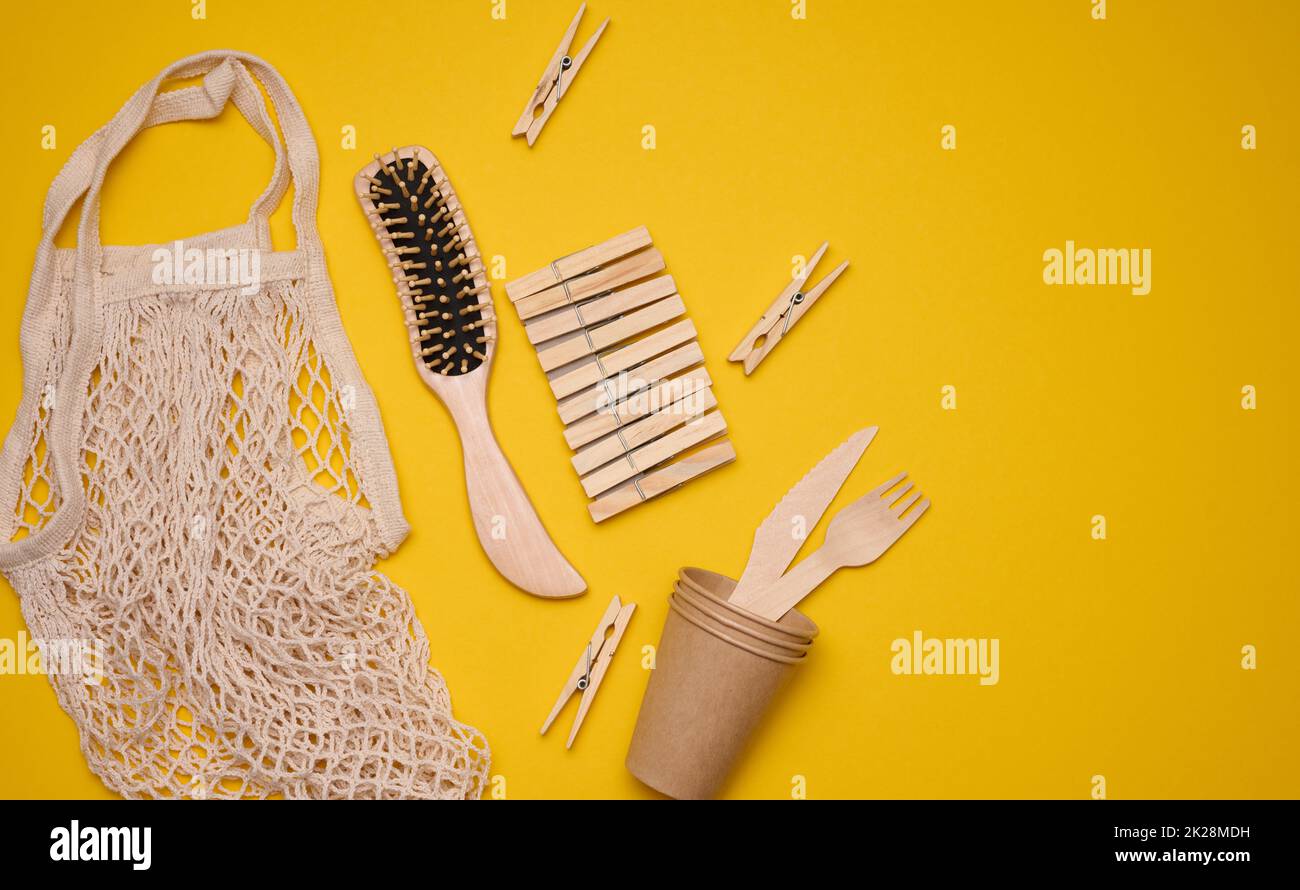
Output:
[0, 51, 489, 799]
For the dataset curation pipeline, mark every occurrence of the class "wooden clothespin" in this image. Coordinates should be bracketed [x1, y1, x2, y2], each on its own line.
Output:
[728, 241, 849, 375]
[511, 3, 610, 146]
[541, 595, 636, 748]
[504, 225, 651, 304]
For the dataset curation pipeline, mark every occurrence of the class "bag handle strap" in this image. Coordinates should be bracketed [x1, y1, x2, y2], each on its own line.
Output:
[40, 55, 302, 254]
[41, 52, 319, 269]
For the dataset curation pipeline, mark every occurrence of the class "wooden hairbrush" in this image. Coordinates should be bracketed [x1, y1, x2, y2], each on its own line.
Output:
[356, 146, 586, 599]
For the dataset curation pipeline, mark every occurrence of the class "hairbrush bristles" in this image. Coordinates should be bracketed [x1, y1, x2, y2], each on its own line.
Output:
[358, 147, 493, 377]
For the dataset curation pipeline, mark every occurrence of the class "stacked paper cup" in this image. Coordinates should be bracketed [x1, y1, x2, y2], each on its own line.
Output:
[625, 568, 819, 799]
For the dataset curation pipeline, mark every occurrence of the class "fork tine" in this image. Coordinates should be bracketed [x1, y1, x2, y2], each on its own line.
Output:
[900, 498, 931, 530]
[892, 489, 922, 516]
[870, 471, 907, 498]
[886, 481, 914, 507]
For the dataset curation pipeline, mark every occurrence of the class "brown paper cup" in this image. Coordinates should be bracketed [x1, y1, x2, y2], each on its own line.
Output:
[626, 570, 818, 800]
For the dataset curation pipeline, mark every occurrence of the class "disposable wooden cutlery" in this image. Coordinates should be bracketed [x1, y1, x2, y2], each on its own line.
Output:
[730, 426, 877, 603]
[728, 430, 930, 621]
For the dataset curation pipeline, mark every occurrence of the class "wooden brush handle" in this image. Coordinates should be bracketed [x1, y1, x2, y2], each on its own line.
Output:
[440, 382, 586, 599]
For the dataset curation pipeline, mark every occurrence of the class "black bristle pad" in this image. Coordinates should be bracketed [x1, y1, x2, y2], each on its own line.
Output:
[376, 156, 487, 376]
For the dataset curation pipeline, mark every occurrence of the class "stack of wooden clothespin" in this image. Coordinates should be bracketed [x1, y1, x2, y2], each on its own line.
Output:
[505, 226, 735, 521]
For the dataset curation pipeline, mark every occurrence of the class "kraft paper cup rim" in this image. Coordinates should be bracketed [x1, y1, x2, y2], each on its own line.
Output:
[672, 583, 813, 648]
[672, 584, 814, 652]
[671, 589, 813, 657]
[668, 593, 811, 665]
[677, 567, 820, 640]
[677, 566, 812, 633]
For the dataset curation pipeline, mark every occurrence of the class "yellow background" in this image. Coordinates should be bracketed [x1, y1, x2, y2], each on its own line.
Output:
[1, 0, 1296, 799]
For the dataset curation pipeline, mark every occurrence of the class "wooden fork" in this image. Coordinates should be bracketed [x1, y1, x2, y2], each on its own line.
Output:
[734, 472, 930, 621]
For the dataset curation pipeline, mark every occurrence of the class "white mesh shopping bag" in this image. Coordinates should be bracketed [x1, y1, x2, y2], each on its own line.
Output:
[0, 51, 489, 799]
